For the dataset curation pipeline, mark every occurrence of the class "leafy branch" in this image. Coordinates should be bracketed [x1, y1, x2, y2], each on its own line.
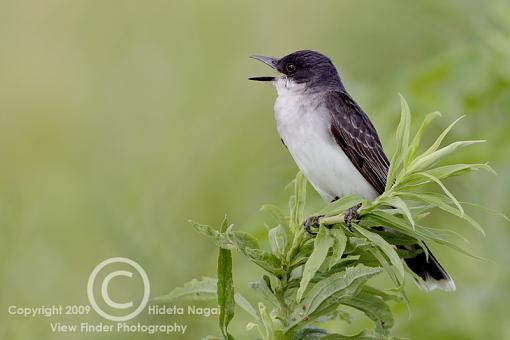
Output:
[157, 96, 504, 339]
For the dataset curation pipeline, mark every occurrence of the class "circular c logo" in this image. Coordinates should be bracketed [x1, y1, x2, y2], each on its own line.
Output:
[87, 257, 150, 322]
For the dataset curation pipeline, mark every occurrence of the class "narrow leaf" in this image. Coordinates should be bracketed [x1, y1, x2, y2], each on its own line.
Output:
[359, 212, 437, 243]
[268, 224, 289, 258]
[329, 228, 348, 269]
[297, 225, 335, 302]
[340, 289, 394, 335]
[258, 303, 274, 338]
[427, 163, 496, 179]
[260, 204, 288, 226]
[290, 172, 307, 230]
[361, 212, 479, 258]
[234, 293, 259, 321]
[190, 220, 232, 249]
[250, 277, 280, 309]
[154, 277, 217, 302]
[398, 192, 485, 235]
[226, 225, 260, 251]
[353, 225, 405, 282]
[381, 195, 415, 229]
[386, 94, 411, 190]
[217, 217, 235, 340]
[418, 172, 464, 217]
[314, 195, 363, 217]
[405, 111, 442, 167]
[410, 140, 486, 172]
[368, 246, 401, 288]
[320, 331, 395, 339]
[421, 115, 464, 157]
[288, 266, 381, 329]
[244, 248, 282, 275]
[460, 201, 509, 223]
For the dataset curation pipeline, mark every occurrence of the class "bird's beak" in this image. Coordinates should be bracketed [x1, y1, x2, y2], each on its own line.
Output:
[249, 55, 279, 81]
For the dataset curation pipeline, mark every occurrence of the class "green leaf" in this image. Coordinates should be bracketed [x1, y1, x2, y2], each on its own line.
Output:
[397, 192, 485, 236]
[399, 163, 495, 188]
[458, 213, 485, 236]
[268, 224, 289, 258]
[190, 220, 232, 249]
[417, 172, 464, 217]
[361, 285, 402, 302]
[246, 322, 264, 338]
[226, 225, 260, 252]
[404, 111, 442, 167]
[381, 195, 415, 229]
[154, 277, 217, 302]
[250, 276, 280, 309]
[290, 242, 315, 268]
[329, 228, 348, 269]
[386, 94, 411, 191]
[368, 247, 400, 288]
[367, 229, 418, 246]
[319, 331, 396, 340]
[426, 163, 496, 179]
[460, 201, 509, 223]
[217, 217, 235, 340]
[409, 140, 486, 172]
[359, 211, 437, 243]
[353, 225, 404, 282]
[397, 191, 456, 214]
[360, 211, 478, 258]
[287, 265, 381, 329]
[244, 248, 282, 275]
[291, 327, 329, 339]
[290, 172, 307, 231]
[397, 94, 411, 149]
[340, 289, 394, 335]
[225, 226, 285, 271]
[421, 115, 464, 157]
[234, 293, 260, 321]
[345, 237, 372, 254]
[258, 303, 274, 339]
[260, 204, 288, 227]
[297, 225, 335, 302]
[314, 196, 363, 217]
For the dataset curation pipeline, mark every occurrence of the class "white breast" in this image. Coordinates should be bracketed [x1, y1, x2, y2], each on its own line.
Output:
[274, 91, 378, 202]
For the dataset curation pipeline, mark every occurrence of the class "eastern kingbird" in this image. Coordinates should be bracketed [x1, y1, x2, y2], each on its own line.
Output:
[250, 50, 455, 292]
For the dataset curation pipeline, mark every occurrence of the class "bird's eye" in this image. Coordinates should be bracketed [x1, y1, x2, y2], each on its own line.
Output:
[285, 63, 296, 73]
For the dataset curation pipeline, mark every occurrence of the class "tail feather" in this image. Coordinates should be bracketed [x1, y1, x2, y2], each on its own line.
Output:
[404, 244, 456, 292]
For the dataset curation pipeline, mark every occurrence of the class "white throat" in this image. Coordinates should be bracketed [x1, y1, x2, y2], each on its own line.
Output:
[272, 81, 378, 202]
[273, 76, 307, 97]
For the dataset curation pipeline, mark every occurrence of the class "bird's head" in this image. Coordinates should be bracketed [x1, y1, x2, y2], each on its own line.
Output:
[249, 50, 342, 94]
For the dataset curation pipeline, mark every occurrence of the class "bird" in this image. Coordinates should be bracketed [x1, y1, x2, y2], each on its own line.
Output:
[249, 50, 455, 292]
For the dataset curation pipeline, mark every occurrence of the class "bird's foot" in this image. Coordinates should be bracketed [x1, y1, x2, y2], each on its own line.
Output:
[303, 215, 324, 235]
[344, 203, 362, 231]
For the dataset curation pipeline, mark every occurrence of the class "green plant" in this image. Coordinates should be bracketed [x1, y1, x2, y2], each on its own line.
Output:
[157, 96, 502, 339]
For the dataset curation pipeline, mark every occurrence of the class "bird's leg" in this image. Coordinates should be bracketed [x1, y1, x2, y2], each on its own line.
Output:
[303, 215, 323, 235]
[344, 203, 362, 231]
[303, 197, 339, 234]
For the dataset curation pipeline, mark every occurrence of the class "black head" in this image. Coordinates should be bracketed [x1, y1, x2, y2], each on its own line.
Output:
[249, 50, 343, 90]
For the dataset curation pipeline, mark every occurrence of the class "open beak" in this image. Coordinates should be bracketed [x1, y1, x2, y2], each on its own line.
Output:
[249, 55, 279, 81]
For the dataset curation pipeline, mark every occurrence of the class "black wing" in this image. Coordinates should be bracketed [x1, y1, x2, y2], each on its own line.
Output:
[326, 90, 389, 195]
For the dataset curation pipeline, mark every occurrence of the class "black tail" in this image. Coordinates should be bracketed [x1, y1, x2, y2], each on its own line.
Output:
[404, 244, 455, 292]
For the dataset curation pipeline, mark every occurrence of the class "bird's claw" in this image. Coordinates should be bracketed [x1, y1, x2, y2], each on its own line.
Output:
[303, 215, 323, 235]
[344, 203, 362, 231]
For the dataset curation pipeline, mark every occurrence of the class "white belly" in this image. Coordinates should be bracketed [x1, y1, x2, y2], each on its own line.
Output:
[274, 93, 378, 202]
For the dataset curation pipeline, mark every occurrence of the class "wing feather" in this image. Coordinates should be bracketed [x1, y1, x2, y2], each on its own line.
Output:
[326, 91, 389, 195]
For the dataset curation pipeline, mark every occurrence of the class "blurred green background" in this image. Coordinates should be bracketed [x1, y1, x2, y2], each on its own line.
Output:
[0, 0, 509, 339]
